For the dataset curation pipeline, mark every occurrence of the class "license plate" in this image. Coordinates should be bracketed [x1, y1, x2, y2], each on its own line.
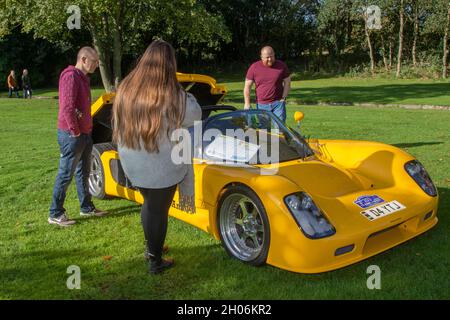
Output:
[361, 201, 406, 221]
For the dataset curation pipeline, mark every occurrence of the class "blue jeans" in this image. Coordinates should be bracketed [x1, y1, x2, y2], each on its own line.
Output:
[49, 129, 95, 218]
[256, 100, 286, 123]
[8, 87, 19, 98]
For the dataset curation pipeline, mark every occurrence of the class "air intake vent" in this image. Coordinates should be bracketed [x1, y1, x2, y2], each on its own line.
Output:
[424, 211, 433, 221]
[335, 245, 355, 256]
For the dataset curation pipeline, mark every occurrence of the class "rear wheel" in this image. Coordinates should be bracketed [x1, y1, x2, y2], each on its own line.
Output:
[89, 143, 115, 199]
[217, 185, 270, 266]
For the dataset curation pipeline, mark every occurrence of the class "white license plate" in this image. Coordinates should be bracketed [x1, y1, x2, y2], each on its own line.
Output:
[361, 201, 406, 221]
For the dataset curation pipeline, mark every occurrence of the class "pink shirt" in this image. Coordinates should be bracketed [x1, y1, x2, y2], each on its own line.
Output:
[246, 60, 290, 104]
[57, 65, 92, 136]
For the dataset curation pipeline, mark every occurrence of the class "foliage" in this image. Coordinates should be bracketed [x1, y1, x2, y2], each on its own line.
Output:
[1, 0, 231, 90]
[2, 0, 450, 83]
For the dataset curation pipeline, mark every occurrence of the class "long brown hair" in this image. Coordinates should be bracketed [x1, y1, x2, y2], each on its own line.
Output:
[112, 40, 185, 152]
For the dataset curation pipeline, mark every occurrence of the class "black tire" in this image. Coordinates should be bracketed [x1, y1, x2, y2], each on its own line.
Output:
[217, 185, 270, 266]
[89, 142, 115, 199]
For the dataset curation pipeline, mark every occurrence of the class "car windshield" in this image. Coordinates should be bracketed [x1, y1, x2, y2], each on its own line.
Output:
[201, 110, 314, 164]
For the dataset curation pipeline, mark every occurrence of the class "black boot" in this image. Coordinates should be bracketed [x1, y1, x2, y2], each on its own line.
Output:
[149, 256, 174, 274]
[144, 245, 169, 261]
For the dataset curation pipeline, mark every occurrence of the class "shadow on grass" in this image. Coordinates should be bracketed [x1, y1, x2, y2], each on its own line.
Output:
[73, 203, 140, 224]
[224, 82, 450, 105]
[391, 142, 444, 148]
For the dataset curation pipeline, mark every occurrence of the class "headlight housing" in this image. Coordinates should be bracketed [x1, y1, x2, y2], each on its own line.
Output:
[284, 192, 336, 239]
[405, 160, 437, 197]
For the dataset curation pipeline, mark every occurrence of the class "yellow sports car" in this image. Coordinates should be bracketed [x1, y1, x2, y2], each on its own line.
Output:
[89, 73, 439, 274]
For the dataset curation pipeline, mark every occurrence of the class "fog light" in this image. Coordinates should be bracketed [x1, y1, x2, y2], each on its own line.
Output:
[335, 244, 355, 256]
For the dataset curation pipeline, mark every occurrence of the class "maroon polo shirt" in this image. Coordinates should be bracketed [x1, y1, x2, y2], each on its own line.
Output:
[246, 60, 290, 104]
[57, 65, 92, 136]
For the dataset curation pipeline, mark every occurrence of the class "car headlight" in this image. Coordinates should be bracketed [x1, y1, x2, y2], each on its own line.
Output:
[405, 160, 437, 197]
[284, 192, 336, 239]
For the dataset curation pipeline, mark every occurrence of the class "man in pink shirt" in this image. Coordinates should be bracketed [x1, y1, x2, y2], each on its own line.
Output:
[244, 46, 291, 122]
[49, 47, 108, 226]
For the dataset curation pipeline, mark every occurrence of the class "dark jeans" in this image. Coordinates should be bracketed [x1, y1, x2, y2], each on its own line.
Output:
[139, 185, 178, 261]
[8, 87, 19, 98]
[23, 86, 32, 99]
[256, 100, 287, 123]
[49, 129, 95, 218]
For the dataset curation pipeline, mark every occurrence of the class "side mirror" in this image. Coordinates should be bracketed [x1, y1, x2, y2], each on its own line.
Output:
[294, 111, 304, 128]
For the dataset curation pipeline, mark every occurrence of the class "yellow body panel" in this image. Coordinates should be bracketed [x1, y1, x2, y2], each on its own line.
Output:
[91, 93, 115, 117]
[175, 72, 227, 99]
[99, 139, 438, 274]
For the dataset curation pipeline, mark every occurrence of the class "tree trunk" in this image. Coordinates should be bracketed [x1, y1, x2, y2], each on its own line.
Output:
[412, 5, 419, 68]
[443, 4, 450, 79]
[112, 2, 124, 90]
[381, 34, 389, 72]
[397, 0, 404, 78]
[364, 17, 375, 75]
[92, 33, 114, 92]
[389, 40, 393, 69]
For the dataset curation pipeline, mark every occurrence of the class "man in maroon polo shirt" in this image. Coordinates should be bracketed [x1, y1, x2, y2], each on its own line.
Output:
[244, 46, 291, 122]
[49, 47, 108, 226]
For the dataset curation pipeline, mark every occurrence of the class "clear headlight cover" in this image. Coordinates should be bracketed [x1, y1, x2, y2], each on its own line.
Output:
[405, 160, 437, 197]
[284, 192, 336, 239]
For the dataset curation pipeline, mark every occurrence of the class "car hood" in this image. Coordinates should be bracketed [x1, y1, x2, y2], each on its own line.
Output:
[274, 155, 435, 232]
[276, 159, 365, 198]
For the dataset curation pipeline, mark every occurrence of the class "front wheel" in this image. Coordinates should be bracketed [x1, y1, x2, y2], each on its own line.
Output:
[217, 185, 270, 266]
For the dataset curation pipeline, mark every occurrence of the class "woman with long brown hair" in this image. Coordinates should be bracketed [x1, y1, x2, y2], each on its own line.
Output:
[112, 40, 201, 274]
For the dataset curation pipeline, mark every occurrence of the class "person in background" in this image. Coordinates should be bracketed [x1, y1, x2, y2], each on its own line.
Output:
[22, 69, 32, 99]
[112, 40, 201, 275]
[48, 47, 108, 227]
[244, 46, 291, 123]
[7, 70, 19, 98]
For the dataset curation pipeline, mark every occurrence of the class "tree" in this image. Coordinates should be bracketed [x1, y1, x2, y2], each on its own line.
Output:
[1, 0, 230, 91]
[354, 1, 379, 75]
[363, 6, 376, 74]
[443, 2, 450, 78]
[397, 0, 405, 77]
[318, 0, 357, 71]
[406, 0, 432, 67]
[424, 0, 450, 78]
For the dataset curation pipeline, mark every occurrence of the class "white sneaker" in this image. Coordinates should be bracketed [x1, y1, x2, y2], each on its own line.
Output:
[48, 213, 76, 226]
[80, 208, 108, 217]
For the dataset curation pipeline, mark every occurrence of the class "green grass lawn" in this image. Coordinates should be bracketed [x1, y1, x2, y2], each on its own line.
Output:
[219, 76, 450, 107]
[0, 87, 449, 299]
